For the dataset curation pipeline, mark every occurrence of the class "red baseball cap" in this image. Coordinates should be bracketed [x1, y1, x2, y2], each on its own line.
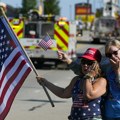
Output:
[79, 48, 102, 62]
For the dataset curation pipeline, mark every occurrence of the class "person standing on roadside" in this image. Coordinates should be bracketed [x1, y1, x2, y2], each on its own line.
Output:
[58, 39, 120, 120]
[76, 21, 83, 36]
[79, 22, 83, 36]
[103, 39, 120, 120]
[37, 48, 107, 120]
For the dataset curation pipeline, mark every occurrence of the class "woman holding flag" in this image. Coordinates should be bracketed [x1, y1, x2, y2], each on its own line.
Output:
[37, 48, 107, 120]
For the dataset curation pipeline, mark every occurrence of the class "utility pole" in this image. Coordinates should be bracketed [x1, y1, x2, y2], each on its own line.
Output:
[86, 0, 89, 29]
[110, 0, 112, 16]
[69, 4, 72, 20]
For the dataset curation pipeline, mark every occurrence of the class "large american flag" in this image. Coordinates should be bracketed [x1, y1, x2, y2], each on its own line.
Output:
[38, 35, 53, 50]
[0, 16, 32, 119]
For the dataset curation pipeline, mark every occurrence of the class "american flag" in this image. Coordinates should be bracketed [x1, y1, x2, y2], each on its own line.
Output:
[38, 35, 53, 50]
[0, 16, 32, 119]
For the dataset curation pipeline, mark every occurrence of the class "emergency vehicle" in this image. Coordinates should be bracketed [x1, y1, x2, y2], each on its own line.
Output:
[8, 15, 77, 68]
[90, 16, 119, 43]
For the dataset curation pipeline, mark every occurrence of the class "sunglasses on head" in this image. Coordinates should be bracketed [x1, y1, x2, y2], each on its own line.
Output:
[106, 49, 120, 58]
[81, 59, 95, 66]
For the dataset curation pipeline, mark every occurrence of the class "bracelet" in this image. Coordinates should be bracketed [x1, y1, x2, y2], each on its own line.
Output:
[83, 74, 94, 82]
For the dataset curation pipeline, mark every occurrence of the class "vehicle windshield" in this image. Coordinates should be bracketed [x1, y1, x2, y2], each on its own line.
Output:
[25, 23, 39, 38]
[41, 23, 54, 38]
[24, 22, 54, 38]
[95, 18, 116, 33]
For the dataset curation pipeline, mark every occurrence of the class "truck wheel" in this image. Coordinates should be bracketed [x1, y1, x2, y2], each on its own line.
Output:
[92, 38, 100, 43]
[31, 59, 44, 69]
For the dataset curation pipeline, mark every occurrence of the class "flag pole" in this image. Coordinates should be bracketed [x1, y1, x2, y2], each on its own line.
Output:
[0, 7, 55, 107]
[46, 32, 58, 50]
[46, 32, 51, 38]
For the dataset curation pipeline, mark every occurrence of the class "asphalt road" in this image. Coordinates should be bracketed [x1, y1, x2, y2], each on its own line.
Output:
[6, 70, 74, 120]
[5, 30, 105, 120]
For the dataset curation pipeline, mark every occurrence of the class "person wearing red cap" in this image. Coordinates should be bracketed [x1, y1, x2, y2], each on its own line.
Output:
[57, 48, 102, 75]
[57, 39, 120, 120]
[37, 48, 107, 120]
[78, 48, 102, 62]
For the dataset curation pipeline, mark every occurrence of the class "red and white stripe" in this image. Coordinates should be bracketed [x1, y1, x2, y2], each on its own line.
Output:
[0, 47, 32, 119]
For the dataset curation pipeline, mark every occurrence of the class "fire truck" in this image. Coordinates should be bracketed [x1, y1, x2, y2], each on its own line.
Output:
[8, 13, 77, 68]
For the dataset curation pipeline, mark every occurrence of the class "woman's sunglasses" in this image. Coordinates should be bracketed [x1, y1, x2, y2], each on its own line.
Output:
[106, 49, 120, 58]
[81, 59, 95, 66]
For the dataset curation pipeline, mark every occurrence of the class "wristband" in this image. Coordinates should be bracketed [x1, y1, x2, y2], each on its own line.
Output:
[83, 74, 94, 82]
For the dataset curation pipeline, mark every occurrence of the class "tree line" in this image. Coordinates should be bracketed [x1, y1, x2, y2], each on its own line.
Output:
[6, 0, 60, 18]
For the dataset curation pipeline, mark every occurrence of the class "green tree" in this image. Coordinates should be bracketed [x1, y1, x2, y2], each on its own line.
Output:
[21, 0, 37, 17]
[44, 0, 60, 15]
[95, 8, 103, 18]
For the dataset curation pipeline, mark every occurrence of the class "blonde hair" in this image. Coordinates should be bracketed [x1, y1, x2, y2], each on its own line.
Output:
[79, 59, 102, 78]
[105, 39, 120, 55]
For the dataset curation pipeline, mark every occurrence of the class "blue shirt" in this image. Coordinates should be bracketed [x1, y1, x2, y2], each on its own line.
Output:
[105, 68, 120, 118]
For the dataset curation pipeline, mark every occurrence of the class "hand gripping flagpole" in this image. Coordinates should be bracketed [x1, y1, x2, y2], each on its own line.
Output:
[0, 7, 54, 107]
